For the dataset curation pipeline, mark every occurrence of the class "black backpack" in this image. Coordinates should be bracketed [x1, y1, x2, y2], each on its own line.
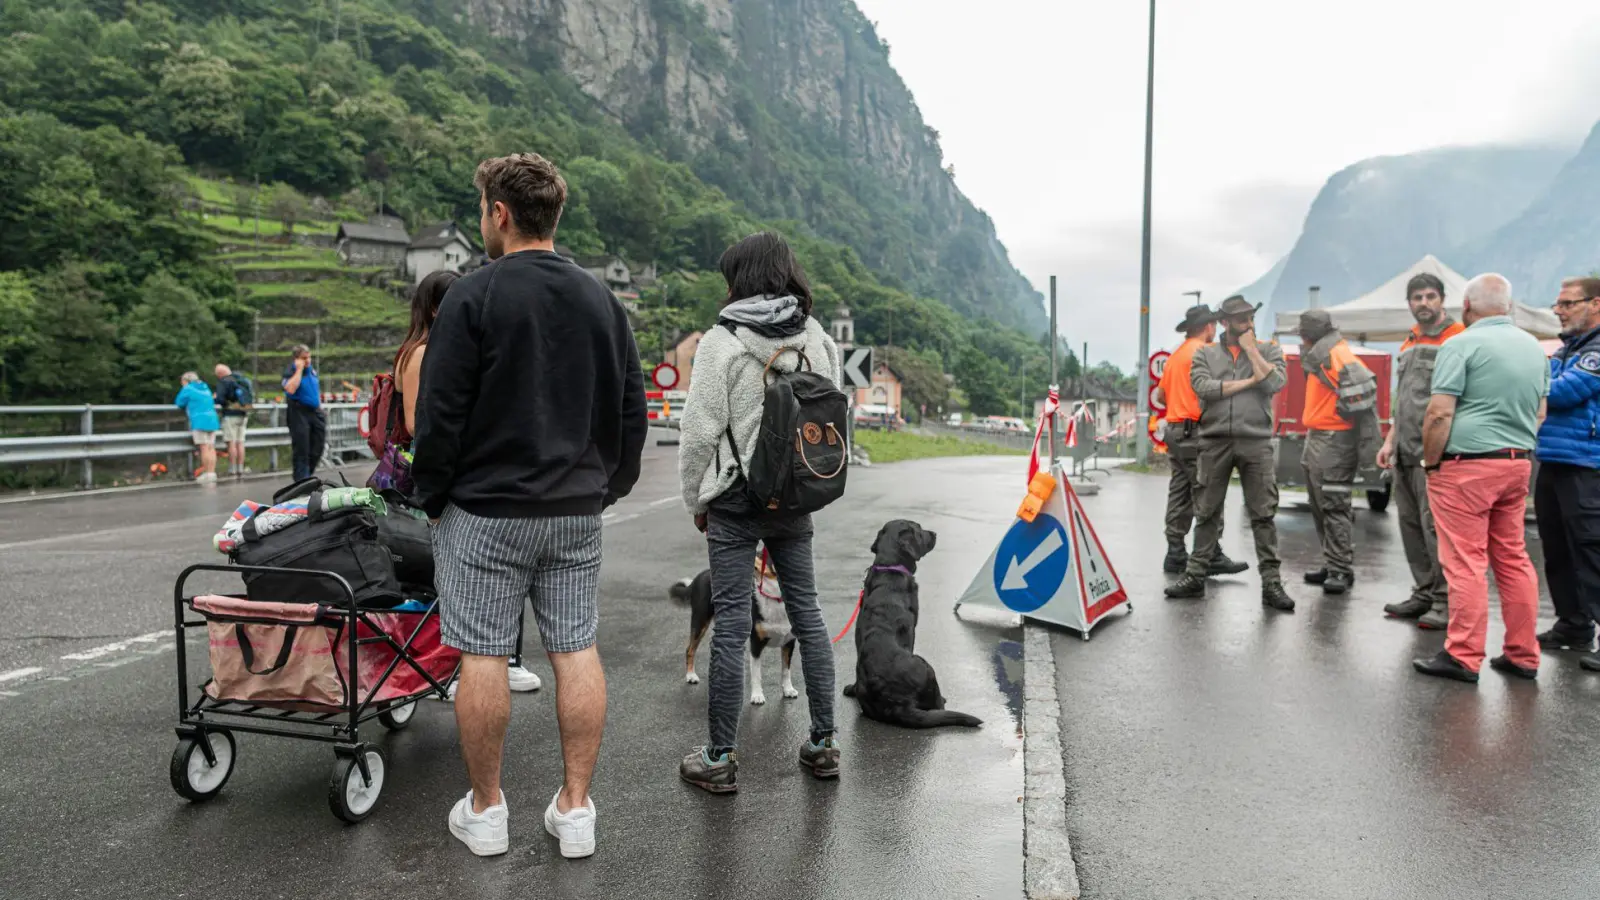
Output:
[221, 374, 254, 411]
[724, 338, 850, 515]
[231, 478, 402, 608]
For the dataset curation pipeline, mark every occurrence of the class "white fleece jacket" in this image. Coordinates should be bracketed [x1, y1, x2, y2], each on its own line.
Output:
[678, 317, 844, 514]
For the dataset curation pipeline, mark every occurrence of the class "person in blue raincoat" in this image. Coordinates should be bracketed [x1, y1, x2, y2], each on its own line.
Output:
[175, 371, 221, 484]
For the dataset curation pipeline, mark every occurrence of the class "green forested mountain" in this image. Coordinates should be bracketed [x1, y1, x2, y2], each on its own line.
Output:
[0, 0, 1059, 416]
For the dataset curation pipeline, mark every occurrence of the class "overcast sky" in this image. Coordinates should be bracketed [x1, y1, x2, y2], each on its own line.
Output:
[852, 0, 1600, 369]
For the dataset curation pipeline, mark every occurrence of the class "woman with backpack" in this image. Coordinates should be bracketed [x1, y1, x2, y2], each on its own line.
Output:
[368, 270, 458, 495]
[676, 232, 847, 793]
[367, 269, 544, 695]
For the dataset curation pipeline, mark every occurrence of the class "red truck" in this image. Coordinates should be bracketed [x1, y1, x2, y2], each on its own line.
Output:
[1271, 344, 1395, 512]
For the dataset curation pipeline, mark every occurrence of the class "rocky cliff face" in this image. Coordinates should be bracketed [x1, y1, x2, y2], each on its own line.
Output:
[459, 0, 1046, 332]
[1266, 145, 1568, 319]
[1456, 121, 1600, 305]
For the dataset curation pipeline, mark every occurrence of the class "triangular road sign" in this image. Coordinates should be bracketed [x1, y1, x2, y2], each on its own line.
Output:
[956, 462, 1129, 636]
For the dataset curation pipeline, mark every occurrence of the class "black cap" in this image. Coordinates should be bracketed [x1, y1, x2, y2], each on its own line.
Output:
[1175, 304, 1217, 333]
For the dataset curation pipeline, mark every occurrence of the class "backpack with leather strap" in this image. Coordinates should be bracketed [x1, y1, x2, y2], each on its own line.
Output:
[723, 334, 850, 516]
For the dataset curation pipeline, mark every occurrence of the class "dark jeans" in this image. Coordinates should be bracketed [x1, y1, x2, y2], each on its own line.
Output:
[705, 489, 835, 750]
[1535, 462, 1600, 638]
[287, 402, 326, 482]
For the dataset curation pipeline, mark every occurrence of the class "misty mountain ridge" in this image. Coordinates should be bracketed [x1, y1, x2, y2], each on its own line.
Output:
[1257, 143, 1571, 320]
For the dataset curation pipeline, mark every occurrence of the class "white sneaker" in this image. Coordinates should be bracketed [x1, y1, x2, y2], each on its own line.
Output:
[508, 665, 542, 692]
[448, 791, 509, 856]
[197, 472, 218, 485]
[543, 790, 596, 859]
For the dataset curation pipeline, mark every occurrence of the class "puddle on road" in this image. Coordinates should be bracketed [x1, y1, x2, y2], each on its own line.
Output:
[990, 639, 1024, 738]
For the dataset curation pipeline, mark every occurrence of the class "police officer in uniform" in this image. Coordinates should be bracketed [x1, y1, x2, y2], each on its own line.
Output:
[1534, 276, 1600, 662]
[1165, 295, 1294, 610]
[1156, 303, 1248, 577]
[1376, 274, 1463, 625]
[1297, 309, 1379, 595]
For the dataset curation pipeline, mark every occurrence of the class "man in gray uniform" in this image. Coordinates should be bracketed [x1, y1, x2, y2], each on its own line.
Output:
[1165, 295, 1295, 611]
[1376, 273, 1463, 626]
[1297, 309, 1380, 595]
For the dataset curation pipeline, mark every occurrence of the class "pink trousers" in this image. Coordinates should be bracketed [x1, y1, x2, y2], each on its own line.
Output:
[1427, 459, 1540, 672]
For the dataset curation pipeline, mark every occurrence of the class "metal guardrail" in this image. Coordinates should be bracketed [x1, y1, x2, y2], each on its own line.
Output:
[0, 403, 369, 488]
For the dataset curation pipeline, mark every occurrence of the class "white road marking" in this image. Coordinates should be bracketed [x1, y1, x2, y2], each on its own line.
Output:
[0, 514, 220, 552]
[59, 631, 168, 661]
[0, 667, 42, 683]
[649, 496, 679, 507]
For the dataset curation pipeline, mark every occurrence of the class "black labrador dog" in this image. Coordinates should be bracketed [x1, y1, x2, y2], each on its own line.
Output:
[842, 520, 982, 729]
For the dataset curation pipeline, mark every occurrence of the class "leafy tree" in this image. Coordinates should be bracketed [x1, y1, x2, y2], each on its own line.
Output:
[9, 265, 120, 403]
[0, 271, 37, 401]
[118, 272, 241, 402]
[265, 183, 310, 235]
[158, 42, 244, 162]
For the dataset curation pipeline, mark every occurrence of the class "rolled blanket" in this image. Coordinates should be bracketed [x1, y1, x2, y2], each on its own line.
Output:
[213, 488, 390, 554]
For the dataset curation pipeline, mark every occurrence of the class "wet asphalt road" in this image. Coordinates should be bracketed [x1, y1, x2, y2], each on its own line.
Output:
[1058, 471, 1600, 900]
[0, 444, 1025, 900]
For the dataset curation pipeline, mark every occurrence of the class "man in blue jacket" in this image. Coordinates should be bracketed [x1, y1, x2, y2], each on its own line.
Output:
[1535, 276, 1600, 664]
[281, 345, 324, 481]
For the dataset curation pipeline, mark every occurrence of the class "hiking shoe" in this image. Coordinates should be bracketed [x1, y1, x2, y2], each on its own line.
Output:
[1261, 582, 1295, 612]
[508, 665, 543, 693]
[1489, 655, 1538, 680]
[448, 790, 509, 857]
[798, 737, 841, 779]
[1412, 650, 1478, 684]
[1322, 572, 1353, 595]
[1384, 597, 1431, 619]
[1418, 608, 1448, 631]
[1538, 627, 1595, 652]
[1162, 547, 1189, 574]
[543, 790, 596, 859]
[680, 747, 738, 794]
[1303, 568, 1328, 585]
[1208, 553, 1250, 576]
[1164, 574, 1207, 599]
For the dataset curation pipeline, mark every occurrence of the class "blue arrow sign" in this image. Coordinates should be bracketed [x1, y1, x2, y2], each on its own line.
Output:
[992, 513, 1071, 613]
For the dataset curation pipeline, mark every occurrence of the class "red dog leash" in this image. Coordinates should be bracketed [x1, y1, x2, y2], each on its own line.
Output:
[756, 551, 897, 645]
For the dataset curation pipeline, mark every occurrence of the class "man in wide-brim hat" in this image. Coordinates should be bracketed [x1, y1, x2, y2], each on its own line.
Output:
[1165, 295, 1295, 611]
[1155, 303, 1249, 577]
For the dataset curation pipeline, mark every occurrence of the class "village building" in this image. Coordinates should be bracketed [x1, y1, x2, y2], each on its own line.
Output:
[406, 222, 478, 285]
[335, 217, 409, 267]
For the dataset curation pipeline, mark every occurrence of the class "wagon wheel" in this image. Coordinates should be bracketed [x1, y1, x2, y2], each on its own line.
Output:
[170, 729, 237, 803]
[329, 746, 387, 823]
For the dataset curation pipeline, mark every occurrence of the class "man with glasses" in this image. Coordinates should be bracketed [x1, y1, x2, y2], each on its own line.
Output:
[1533, 276, 1600, 663]
[1165, 295, 1294, 611]
[1377, 274, 1464, 627]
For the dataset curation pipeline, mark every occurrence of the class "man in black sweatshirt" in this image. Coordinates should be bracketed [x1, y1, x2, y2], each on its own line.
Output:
[411, 153, 647, 861]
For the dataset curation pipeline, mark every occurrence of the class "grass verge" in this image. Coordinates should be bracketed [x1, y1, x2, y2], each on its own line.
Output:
[854, 429, 1027, 464]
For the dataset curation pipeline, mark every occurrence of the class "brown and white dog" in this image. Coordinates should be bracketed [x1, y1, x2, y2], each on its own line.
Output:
[670, 551, 798, 705]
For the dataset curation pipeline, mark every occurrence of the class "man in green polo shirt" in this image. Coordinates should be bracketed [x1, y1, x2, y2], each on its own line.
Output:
[1412, 273, 1549, 683]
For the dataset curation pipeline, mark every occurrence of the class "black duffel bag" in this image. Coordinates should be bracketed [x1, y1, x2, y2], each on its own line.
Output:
[231, 495, 402, 608]
[373, 489, 433, 589]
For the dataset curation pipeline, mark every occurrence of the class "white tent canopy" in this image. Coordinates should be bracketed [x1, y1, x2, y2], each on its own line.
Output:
[1272, 255, 1561, 342]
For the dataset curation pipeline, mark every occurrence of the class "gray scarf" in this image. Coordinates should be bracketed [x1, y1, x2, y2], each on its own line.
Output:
[718, 295, 806, 338]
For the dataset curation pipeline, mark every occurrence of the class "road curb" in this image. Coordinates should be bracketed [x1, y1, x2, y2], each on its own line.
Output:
[1024, 624, 1080, 900]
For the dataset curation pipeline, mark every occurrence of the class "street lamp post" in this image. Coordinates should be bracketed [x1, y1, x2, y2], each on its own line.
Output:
[1133, 0, 1158, 464]
[1184, 290, 1201, 308]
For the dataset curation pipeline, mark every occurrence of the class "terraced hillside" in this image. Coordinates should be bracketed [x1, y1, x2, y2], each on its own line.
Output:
[188, 177, 413, 397]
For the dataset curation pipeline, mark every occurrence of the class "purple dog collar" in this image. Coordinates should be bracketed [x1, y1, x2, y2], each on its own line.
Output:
[870, 565, 913, 577]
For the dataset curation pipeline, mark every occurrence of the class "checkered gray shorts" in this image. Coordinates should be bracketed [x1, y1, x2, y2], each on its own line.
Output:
[433, 505, 603, 656]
